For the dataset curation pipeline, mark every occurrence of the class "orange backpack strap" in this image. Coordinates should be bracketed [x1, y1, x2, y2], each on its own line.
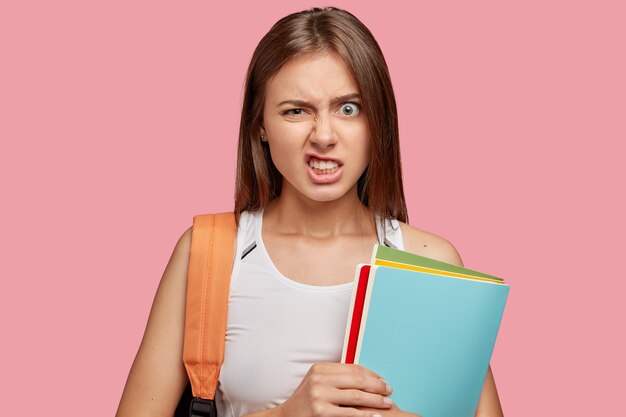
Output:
[183, 212, 236, 412]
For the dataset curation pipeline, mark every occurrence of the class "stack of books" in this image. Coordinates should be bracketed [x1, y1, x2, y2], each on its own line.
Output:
[341, 244, 509, 417]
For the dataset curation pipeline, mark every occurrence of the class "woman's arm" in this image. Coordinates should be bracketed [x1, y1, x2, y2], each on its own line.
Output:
[400, 223, 504, 417]
[115, 228, 193, 417]
[474, 366, 503, 417]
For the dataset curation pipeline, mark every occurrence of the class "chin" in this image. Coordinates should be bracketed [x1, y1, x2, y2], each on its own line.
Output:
[302, 187, 353, 203]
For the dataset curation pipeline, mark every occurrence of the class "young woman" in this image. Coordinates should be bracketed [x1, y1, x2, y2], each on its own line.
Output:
[116, 7, 503, 417]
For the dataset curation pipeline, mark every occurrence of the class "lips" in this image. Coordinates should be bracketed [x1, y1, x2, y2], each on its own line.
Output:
[306, 154, 343, 184]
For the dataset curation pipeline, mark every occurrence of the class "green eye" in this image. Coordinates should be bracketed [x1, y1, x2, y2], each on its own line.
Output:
[339, 103, 360, 116]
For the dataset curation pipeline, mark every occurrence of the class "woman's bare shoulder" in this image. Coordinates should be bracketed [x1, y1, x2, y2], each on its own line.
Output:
[116, 226, 192, 417]
[398, 222, 463, 267]
[170, 226, 193, 270]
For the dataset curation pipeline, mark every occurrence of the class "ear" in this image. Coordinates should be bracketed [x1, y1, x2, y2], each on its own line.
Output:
[260, 126, 267, 142]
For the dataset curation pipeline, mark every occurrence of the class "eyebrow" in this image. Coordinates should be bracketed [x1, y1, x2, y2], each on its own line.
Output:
[277, 93, 361, 107]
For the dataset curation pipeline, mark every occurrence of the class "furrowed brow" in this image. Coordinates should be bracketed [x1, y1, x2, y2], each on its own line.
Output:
[277, 93, 361, 108]
[331, 93, 361, 103]
[277, 99, 312, 107]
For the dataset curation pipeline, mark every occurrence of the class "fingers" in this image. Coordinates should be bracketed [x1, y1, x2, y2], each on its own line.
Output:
[329, 388, 393, 409]
[359, 404, 423, 417]
[308, 363, 391, 395]
[286, 362, 396, 417]
[331, 372, 391, 395]
[306, 363, 393, 411]
[314, 405, 392, 417]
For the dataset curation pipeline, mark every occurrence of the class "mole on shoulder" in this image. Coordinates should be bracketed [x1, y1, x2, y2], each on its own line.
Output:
[424, 244, 427, 247]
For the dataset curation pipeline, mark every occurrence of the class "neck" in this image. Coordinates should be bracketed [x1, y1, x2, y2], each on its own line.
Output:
[264, 188, 374, 239]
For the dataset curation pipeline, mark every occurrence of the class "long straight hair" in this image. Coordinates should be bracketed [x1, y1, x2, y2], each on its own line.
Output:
[234, 7, 408, 225]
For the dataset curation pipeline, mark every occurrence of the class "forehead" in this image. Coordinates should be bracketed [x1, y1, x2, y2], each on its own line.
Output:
[265, 52, 359, 103]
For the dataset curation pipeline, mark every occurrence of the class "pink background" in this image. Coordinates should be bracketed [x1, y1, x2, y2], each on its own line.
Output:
[1, 1, 624, 415]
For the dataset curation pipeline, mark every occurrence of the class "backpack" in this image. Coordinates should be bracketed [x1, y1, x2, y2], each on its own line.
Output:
[174, 212, 237, 417]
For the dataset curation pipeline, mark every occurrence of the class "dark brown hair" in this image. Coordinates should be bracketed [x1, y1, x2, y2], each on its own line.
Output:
[234, 7, 408, 224]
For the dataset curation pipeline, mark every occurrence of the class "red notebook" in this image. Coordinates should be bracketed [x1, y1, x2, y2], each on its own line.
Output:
[342, 264, 371, 364]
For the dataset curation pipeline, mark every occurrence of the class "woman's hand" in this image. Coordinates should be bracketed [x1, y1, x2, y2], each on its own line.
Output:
[273, 362, 396, 417]
[358, 404, 422, 417]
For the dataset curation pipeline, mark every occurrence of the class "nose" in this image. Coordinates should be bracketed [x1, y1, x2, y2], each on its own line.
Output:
[309, 114, 337, 148]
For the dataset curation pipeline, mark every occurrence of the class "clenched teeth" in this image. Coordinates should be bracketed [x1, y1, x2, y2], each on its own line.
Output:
[308, 158, 339, 170]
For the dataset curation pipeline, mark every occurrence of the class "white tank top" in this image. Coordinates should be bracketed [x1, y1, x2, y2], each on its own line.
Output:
[215, 210, 404, 417]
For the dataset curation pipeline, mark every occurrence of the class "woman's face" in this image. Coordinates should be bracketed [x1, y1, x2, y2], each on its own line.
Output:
[261, 52, 371, 204]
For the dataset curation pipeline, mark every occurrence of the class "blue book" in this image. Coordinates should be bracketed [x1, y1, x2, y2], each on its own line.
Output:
[353, 265, 509, 417]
